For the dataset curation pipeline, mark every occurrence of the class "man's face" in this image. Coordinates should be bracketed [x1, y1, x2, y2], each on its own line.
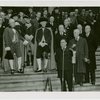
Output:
[59, 25, 64, 32]
[29, 8, 33, 13]
[36, 12, 41, 18]
[13, 16, 18, 21]
[55, 9, 59, 13]
[60, 39, 67, 49]
[24, 18, 30, 23]
[73, 29, 80, 39]
[77, 24, 82, 31]
[50, 16, 54, 22]
[19, 12, 24, 17]
[85, 26, 91, 33]
[43, 10, 48, 15]
[40, 21, 47, 27]
[64, 19, 69, 26]
[9, 19, 15, 28]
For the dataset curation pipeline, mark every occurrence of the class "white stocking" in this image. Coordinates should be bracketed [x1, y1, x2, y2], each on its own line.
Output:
[18, 57, 22, 70]
[9, 60, 14, 70]
[37, 58, 42, 70]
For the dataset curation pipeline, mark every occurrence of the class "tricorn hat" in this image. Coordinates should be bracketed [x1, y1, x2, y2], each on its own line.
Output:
[39, 17, 48, 23]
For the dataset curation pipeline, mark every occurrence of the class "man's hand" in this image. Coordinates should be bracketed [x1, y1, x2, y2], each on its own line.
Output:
[23, 40, 29, 45]
[84, 58, 90, 63]
[39, 42, 47, 47]
[72, 44, 76, 48]
[25, 34, 30, 41]
[29, 35, 34, 41]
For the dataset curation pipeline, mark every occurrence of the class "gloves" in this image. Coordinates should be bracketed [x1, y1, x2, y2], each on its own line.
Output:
[29, 35, 33, 41]
[25, 34, 34, 41]
[23, 40, 29, 45]
[5, 47, 11, 51]
[25, 34, 30, 40]
[39, 42, 47, 47]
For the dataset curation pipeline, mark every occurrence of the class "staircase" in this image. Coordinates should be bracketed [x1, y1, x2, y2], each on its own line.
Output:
[0, 46, 100, 92]
[0, 67, 61, 92]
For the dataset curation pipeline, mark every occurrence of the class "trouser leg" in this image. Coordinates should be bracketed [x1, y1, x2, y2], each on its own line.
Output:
[60, 78, 66, 91]
[66, 73, 73, 91]
[77, 73, 84, 86]
[85, 64, 90, 83]
[90, 69, 95, 84]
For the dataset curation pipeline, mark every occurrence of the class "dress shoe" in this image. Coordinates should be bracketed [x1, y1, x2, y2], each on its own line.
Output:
[17, 69, 24, 73]
[43, 68, 47, 72]
[35, 69, 42, 72]
[91, 82, 95, 85]
[11, 69, 15, 75]
[80, 82, 83, 86]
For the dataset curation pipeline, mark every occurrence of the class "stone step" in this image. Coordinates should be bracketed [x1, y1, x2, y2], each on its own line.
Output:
[97, 47, 100, 51]
[0, 74, 58, 83]
[0, 79, 60, 91]
[96, 61, 100, 65]
[96, 56, 100, 60]
[0, 76, 58, 84]
[74, 85, 100, 91]
[95, 52, 100, 55]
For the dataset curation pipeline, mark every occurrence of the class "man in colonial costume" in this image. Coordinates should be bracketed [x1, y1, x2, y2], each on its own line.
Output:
[3, 18, 23, 74]
[34, 17, 56, 72]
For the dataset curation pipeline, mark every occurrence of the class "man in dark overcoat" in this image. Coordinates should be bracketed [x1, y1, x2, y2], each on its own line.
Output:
[84, 25, 98, 85]
[0, 18, 5, 63]
[68, 29, 88, 86]
[55, 38, 73, 91]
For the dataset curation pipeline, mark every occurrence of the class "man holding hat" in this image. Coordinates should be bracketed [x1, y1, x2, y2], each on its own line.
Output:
[34, 17, 52, 72]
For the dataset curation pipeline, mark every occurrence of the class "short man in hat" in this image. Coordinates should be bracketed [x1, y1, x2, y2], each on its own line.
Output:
[34, 17, 52, 72]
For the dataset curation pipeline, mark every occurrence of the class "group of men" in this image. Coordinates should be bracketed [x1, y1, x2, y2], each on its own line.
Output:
[0, 7, 99, 91]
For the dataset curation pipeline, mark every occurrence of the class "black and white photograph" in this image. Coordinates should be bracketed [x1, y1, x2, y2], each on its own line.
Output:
[0, 0, 100, 99]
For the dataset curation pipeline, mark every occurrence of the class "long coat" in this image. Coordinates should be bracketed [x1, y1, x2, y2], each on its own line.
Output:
[36, 27, 52, 48]
[3, 27, 20, 50]
[55, 47, 73, 79]
[0, 25, 5, 58]
[68, 37, 88, 73]
[33, 27, 56, 70]
[85, 32, 97, 70]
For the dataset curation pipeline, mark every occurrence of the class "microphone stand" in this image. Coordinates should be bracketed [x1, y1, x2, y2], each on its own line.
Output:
[61, 48, 65, 91]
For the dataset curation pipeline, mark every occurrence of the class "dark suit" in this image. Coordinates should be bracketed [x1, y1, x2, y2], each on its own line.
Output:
[55, 32, 67, 51]
[84, 32, 97, 83]
[55, 47, 73, 91]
